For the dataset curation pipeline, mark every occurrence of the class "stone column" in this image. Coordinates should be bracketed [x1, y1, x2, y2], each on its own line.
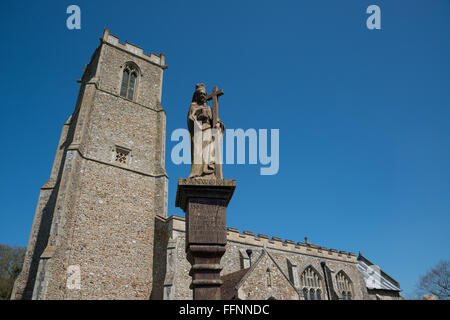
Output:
[175, 178, 236, 300]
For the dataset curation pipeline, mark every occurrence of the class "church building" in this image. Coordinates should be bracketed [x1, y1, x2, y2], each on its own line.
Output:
[11, 29, 402, 300]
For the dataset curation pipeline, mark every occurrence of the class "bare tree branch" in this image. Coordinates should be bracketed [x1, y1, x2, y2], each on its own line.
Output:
[414, 260, 450, 300]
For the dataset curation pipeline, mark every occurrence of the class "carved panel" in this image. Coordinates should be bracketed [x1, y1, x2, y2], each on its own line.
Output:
[186, 197, 227, 245]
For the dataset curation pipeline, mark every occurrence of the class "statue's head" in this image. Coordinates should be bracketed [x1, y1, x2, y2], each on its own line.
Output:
[192, 83, 207, 104]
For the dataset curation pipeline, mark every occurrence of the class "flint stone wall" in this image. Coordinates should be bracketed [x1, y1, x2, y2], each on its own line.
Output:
[160, 215, 368, 300]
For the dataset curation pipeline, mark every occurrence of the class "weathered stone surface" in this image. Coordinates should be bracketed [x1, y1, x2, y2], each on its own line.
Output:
[187, 198, 227, 245]
[176, 178, 236, 212]
[12, 28, 167, 300]
[235, 250, 299, 300]
[176, 179, 235, 300]
[187, 84, 225, 179]
[161, 215, 370, 300]
[12, 29, 401, 301]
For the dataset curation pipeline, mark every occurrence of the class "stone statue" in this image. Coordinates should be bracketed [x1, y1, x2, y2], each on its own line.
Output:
[187, 83, 225, 179]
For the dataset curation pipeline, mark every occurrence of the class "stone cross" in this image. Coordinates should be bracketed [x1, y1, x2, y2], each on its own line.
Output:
[177, 84, 235, 300]
[206, 86, 224, 179]
[206, 86, 224, 128]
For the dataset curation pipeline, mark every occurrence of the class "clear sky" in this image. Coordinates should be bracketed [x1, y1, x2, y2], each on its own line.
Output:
[0, 0, 449, 298]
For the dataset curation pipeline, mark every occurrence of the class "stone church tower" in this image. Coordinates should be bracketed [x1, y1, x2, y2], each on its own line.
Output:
[11, 29, 168, 299]
[12, 29, 403, 301]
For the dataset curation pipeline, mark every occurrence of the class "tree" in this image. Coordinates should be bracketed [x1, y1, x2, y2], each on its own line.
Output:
[414, 260, 450, 300]
[0, 244, 26, 300]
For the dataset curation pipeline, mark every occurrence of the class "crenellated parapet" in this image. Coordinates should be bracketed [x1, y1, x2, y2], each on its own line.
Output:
[165, 215, 357, 263]
[101, 28, 167, 69]
[226, 227, 357, 263]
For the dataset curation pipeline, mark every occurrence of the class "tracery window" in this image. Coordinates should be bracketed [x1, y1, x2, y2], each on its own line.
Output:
[300, 266, 323, 300]
[336, 271, 353, 300]
[120, 63, 138, 100]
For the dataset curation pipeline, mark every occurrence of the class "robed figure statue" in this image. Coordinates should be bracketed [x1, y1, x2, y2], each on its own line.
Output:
[187, 83, 225, 179]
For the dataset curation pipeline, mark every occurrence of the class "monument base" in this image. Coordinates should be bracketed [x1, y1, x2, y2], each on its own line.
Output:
[176, 178, 236, 300]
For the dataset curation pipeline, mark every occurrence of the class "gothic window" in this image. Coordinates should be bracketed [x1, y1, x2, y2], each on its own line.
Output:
[120, 63, 138, 100]
[336, 271, 353, 300]
[309, 288, 315, 300]
[114, 146, 130, 165]
[303, 288, 308, 300]
[341, 291, 352, 300]
[300, 266, 323, 300]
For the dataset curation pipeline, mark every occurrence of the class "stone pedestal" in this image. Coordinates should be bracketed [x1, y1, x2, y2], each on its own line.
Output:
[175, 178, 236, 300]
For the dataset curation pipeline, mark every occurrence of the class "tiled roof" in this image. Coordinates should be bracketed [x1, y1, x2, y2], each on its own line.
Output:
[220, 268, 250, 300]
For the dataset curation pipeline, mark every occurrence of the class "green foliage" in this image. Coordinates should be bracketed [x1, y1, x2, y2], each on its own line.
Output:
[0, 244, 26, 300]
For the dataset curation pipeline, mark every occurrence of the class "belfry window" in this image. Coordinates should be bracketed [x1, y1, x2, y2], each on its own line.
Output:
[300, 266, 323, 300]
[120, 64, 138, 100]
[336, 271, 353, 300]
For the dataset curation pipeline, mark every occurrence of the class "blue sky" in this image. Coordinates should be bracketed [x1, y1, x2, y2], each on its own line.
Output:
[0, 0, 449, 298]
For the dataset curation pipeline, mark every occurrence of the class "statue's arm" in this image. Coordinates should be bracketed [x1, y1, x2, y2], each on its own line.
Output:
[188, 104, 197, 122]
[188, 104, 209, 131]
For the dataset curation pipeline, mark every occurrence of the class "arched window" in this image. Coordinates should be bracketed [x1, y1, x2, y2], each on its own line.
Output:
[316, 289, 321, 300]
[303, 288, 308, 300]
[336, 271, 353, 300]
[309, 288, 315, 300]
[300, 266, 324, 300]
[120, 63, 138, 100]
[266, 268, 272, 288]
